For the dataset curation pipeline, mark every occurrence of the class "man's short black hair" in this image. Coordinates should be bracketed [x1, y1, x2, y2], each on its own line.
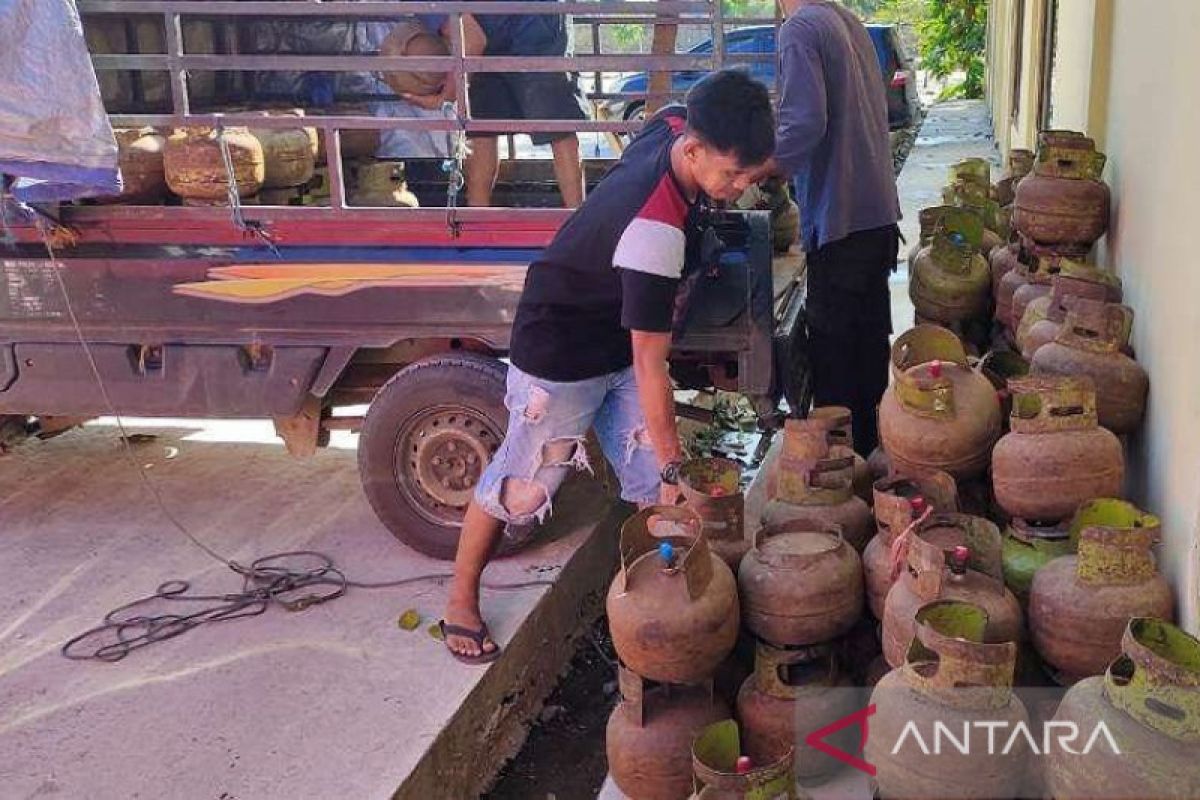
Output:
[685, 69, 775, 167]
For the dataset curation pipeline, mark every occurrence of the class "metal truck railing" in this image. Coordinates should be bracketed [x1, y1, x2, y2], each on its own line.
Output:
[72, 1, 779, 231]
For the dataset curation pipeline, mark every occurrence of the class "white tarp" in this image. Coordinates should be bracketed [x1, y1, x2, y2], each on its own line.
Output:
[0, 0, 119, 202]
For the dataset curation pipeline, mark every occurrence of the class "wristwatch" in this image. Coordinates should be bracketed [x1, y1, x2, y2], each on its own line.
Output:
[660, 460, 683, 486]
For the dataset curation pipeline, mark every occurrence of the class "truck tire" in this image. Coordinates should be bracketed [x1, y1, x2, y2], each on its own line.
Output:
[358, 352, 510, 559]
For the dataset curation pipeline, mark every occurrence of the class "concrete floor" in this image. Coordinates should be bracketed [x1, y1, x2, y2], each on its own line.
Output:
[0, 418, 622, 800]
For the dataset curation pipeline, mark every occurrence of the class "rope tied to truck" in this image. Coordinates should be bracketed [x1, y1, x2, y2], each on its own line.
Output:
[216, 124, 281, 257]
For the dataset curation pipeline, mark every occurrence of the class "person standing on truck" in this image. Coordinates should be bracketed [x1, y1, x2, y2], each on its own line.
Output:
[767, 0, 901, 456]
[403, 3, 590, 209]
[439, 70, 775, 663]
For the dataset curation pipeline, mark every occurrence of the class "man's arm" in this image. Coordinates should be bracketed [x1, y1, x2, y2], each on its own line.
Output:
[773, 31, 828, 177]
[403, 14, 487, 109]
[631, 330, 683, 473]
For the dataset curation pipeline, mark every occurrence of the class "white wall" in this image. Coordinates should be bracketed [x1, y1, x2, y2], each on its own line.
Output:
[1098, 0, 1200, 632]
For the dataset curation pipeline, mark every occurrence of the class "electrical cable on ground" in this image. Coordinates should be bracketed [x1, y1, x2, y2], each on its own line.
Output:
[17, 208, 554, 664]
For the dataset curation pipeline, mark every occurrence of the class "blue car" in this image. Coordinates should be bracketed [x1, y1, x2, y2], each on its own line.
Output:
[602, 24, 917, 130]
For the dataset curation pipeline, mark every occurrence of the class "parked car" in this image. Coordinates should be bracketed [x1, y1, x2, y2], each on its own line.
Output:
[602, 24, 918, 130]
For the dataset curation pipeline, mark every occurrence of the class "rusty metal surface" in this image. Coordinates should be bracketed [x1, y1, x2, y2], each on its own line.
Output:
[736, 643, 862, 781]
[880, 327, 1002, 480]
[738, 521, 863, 647]
[882, 514, 1022, 668]
[607, 667, 728, 800]
[1031, 298, 1148, 435]
[607, 507, 740, 685]
[1029, 520, 1174, 684]
[992, 375, 1124, 521]
[680, 457, 748, 570]
[691, 719, 796, 799]
[1047, 619, 1200, 799]
[869, 601, 1030, 800]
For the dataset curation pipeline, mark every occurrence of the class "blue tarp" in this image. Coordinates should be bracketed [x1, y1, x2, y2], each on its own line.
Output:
[0, 0, 120, 203]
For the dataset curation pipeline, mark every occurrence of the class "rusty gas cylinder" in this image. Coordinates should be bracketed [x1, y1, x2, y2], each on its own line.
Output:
[1012, 254, 1116, 344]
[808, 406, 872, 503]
[907, 206, 946, 270]
[991, 376, 1124, 522]
[736, 643, 862, 783]
[349, 161, 420, 208]
[977, 349, 1030, 428]
[1001, 518, 1072, 605]
[250, 111, 317, 190]
[164, 127, 265, 201]
[995, 260, 1030, 338]
[680, 458, 748, 570]
[882, 513, 1023, 668]
[607, 506, 740, 685]
[762, 420, 873, 551]
[690, 719, 797, 800]
[1014, 131, 1111, 247]
[865, 470, 959, 619]
[1031, 297, 1149, 435]
[944, 182, 1006, 257]
[315, 104, 380, 164]
[1019, 269, 1122, 359]
[910, 207, 992, 324]
[988, 241, 1022, 298]
[869, 600, 1031, 800]
[866, 446, 892, 482]
[607, 667, 730, 800]
[994, 148, 1034, 207]
[1045, 618, 1200, 800]
[878, 326, 1002, 481]
[1029, 506, 1172, 684]
[1011, 282, 1053, 341]
[100, 128, 166, 204]
[738, 521, 863, 647]
[998, 248, 1056, 332]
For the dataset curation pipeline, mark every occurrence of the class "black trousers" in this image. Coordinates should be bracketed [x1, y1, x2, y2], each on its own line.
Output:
[805, 224, 899, 456]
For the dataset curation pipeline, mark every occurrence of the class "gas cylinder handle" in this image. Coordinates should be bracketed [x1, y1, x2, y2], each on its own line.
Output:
[872, 470, 957, 539]
[776, 420, 855, 505]
[615, 505, 709, 599]
[753, 640, 837, 700]
[1007, 375, 1100, 433]
[1104, 619, 1200, 742]
[907, 513, 1005, 594]
[1075, 523, 1161, 587]
[809, 405, 855, 447]
[1068, 498, 1160, 546]
[753, 520, 844, 567]
[890, 326, 969, 419]
[904, 600, 1017, 706]
[1058, 297, 1133, 353]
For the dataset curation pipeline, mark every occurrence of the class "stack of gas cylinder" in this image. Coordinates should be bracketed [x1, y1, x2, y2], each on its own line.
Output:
[605, 505, 740, 800]
[101, 119, 418, 208]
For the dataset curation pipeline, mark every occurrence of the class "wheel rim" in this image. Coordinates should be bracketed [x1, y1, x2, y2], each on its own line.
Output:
[393, 405, 503, 528]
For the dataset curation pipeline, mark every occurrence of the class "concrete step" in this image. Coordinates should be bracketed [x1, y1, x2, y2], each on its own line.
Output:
[0, 418, 623, 800]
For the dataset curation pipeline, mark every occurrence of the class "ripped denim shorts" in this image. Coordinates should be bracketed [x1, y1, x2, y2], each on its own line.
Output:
[474, 363, 660, 526]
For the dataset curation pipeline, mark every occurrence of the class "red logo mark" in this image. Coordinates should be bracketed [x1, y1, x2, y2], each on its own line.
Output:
[805, 704, 877, 777]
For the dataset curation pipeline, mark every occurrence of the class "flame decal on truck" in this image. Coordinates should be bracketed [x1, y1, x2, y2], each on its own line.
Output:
[173, 263, 528, 304]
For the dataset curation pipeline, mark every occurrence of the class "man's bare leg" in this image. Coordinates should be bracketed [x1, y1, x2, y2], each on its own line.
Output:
[550, 134, 585, 209]
[443, 500, 505, 658]
[465, 136, 501, 207]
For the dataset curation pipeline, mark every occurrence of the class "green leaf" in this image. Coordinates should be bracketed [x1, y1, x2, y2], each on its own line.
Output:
[397, 609, 422, 631]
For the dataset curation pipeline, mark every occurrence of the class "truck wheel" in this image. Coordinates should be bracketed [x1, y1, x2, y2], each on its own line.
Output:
[358, 353, 509, 559]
